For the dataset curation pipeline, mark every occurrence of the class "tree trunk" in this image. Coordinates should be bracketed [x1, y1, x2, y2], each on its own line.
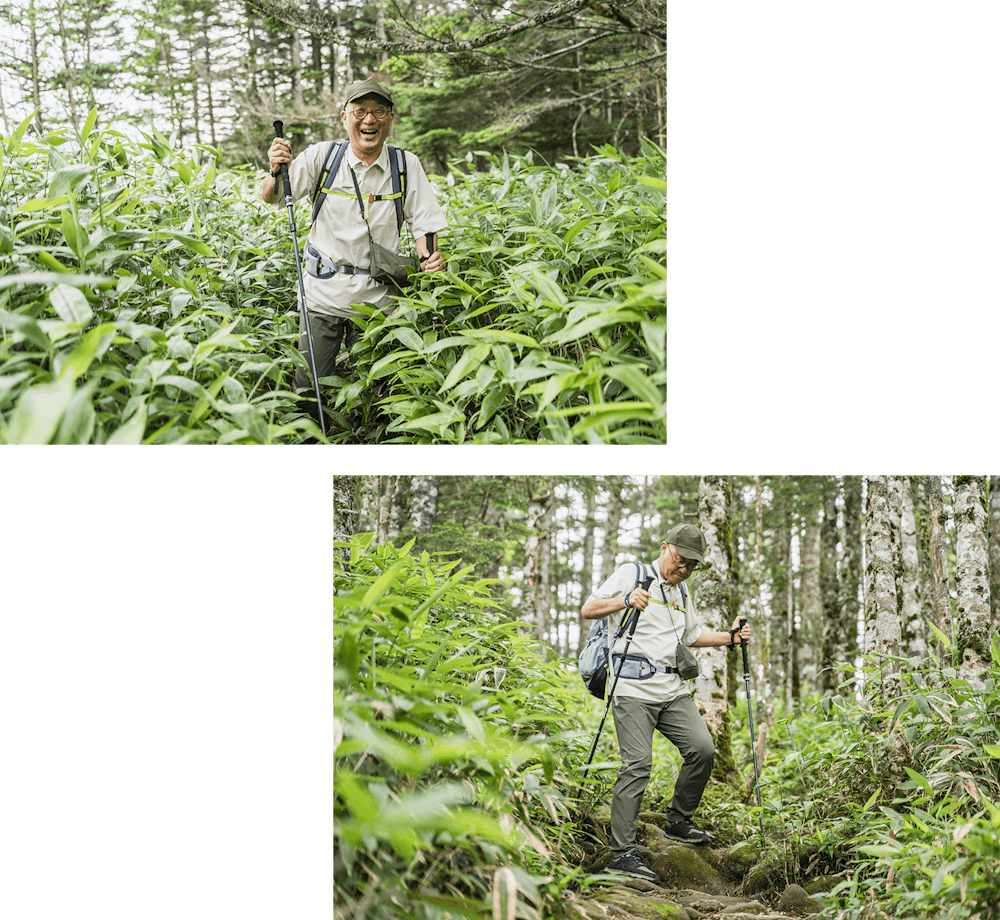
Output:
[521, 477, 554, 629]
[785, 517, 796, 711]
[201, 13, 217, 146]
[897, 477, 926, 658]
[953, 475, 992, 687]
[290, 29, 304, 106]
[597, 479, 625, 584]
[381, 478, 404, 541]
[311, 33, 324, 98]
[864, 476, 902, 703]
[577, 486, 598, 657]
[924, 475, 953, 657]
[377, 475, 398, 542]
[750, 477, 773, 727]
[188, 43, 201, 143]
[989, 476, 1000, 636]
[29, 14, 44, 134]
[409, 476, 440, 533]
[55, 0, 80, 129]
[538, 525, 553, 651]
[695, 475, 738, 782]
[333, 476, 357, 570]
[653, 38, 667, 150]
[798, 510, 821, 693]
[838, 475, 863, 687]
[819, 486, 840, 692]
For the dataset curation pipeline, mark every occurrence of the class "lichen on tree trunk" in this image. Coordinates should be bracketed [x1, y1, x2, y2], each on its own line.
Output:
[953, 475, 992, 687]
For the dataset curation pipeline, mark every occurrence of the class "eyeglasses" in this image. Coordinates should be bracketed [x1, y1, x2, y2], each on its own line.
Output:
[350, 104, 390, 120]
[671, 546, 700, 571]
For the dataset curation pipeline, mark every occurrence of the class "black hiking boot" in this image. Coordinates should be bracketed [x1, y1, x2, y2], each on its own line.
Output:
[663, 817, 711, 845]
[606, 848, 660, 883]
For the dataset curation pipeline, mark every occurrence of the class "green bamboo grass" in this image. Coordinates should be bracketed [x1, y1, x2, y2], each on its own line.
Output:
[1, 111, 664, 443]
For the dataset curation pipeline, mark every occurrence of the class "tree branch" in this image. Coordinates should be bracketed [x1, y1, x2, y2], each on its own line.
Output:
[247, 0, 595, 53]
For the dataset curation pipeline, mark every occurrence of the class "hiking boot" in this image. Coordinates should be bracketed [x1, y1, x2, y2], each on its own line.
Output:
[663, 817, 711, 845]
[606, 848, 660, 883]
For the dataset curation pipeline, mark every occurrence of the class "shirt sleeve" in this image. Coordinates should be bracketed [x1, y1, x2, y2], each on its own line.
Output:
[682, 589, 704, 646]
[269, 142, 328, 206]
[584, 565, 632, 607]
[402, 152, 448, 239]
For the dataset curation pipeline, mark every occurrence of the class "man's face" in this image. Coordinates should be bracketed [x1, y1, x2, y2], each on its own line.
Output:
[340, 94, 394, 158]
[657, 541, 700, 585]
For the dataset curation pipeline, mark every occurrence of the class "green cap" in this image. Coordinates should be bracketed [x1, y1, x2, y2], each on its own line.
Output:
[343, 78, 393, 108]
[665, 524, 707, 563]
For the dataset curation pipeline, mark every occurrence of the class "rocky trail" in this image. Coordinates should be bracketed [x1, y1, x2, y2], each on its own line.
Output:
[563, 810, 841, 920]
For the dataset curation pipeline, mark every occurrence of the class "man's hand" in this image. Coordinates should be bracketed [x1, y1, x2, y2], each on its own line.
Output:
[730, 618, 751, 645]
[416, 233, 446, 273]
[268, 137, 291, 174]
[624, 587, 651, 611]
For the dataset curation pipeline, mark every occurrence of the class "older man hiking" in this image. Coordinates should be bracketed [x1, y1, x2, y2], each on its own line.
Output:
[581, 524, 752, 883]
[262, 77, 448, 417]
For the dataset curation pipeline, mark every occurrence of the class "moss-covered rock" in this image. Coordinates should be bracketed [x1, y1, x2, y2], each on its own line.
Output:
[719, 839, 763, 880]
[803, 872, 849, 896]
[640, 811, 668, 831]
[644, 845, 727, 894]
[777, 883, 821, 916]
[588, 886, 685, 920]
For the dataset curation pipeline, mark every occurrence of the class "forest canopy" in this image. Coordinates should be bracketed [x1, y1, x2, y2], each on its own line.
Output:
[1, 0, 665, 166]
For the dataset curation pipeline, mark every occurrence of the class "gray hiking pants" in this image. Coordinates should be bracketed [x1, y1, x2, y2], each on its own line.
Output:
[294, 311, 358, 392]
[609, 693, 715, 857]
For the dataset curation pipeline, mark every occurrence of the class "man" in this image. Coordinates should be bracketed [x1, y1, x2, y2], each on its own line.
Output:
[262, 77, 448, 409]
[581, 523, 751, 883]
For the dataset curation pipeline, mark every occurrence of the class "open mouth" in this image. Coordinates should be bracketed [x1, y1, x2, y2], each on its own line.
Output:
[360, 128, 378, 138]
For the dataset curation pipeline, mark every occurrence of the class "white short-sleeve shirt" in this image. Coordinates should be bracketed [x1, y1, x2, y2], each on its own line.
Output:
[273, 141, 448, 318]
[585, 561, 703, 703]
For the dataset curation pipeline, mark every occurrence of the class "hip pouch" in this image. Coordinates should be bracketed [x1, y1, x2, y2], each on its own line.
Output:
[368, 238, 416, 291]
[674, 641, 700, 680]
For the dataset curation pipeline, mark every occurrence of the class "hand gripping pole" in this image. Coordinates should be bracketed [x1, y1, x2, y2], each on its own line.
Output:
[273, 120, 325, 436]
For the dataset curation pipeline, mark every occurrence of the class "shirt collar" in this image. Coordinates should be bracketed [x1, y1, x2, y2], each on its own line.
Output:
[345, 143, 389, 172]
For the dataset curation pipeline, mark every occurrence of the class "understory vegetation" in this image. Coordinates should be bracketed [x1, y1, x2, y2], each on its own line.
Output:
[335, 536, 1000, 920]
[1, 111, 664, 444]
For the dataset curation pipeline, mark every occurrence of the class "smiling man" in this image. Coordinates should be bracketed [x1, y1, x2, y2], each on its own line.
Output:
[263, 78, 447, 420]
[581, 524, 752, 883]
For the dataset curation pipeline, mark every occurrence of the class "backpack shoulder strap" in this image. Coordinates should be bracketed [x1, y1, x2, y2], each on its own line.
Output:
[611, 562, 645, 646]
[311, 139, 349, 226]
[386, 144, 407, 233]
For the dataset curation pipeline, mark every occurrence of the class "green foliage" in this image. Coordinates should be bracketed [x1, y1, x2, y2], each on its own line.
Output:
[702, 646, 1000, 918]
[0, 112, 322, 442]
[334, 535, 603, 919]
[3, 113, 662, 443]
[341, 142, 666, 444]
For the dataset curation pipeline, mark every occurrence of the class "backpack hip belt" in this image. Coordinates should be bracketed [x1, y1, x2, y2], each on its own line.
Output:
[610, 652, 679, 681]
[304, 241, 370, 279]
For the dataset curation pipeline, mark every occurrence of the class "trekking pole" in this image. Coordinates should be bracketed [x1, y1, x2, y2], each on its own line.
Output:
[739, 617, 766, 849]
[273, 120, 325, 436]
[583, 575, 654, 773]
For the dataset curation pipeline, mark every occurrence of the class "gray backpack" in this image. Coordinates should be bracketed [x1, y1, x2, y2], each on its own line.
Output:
[578, 563, 688, 699]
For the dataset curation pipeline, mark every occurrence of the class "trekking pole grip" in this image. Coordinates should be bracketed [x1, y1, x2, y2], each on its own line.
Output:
[272, 121, 293, 199]
[738, 618, 750, 673]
